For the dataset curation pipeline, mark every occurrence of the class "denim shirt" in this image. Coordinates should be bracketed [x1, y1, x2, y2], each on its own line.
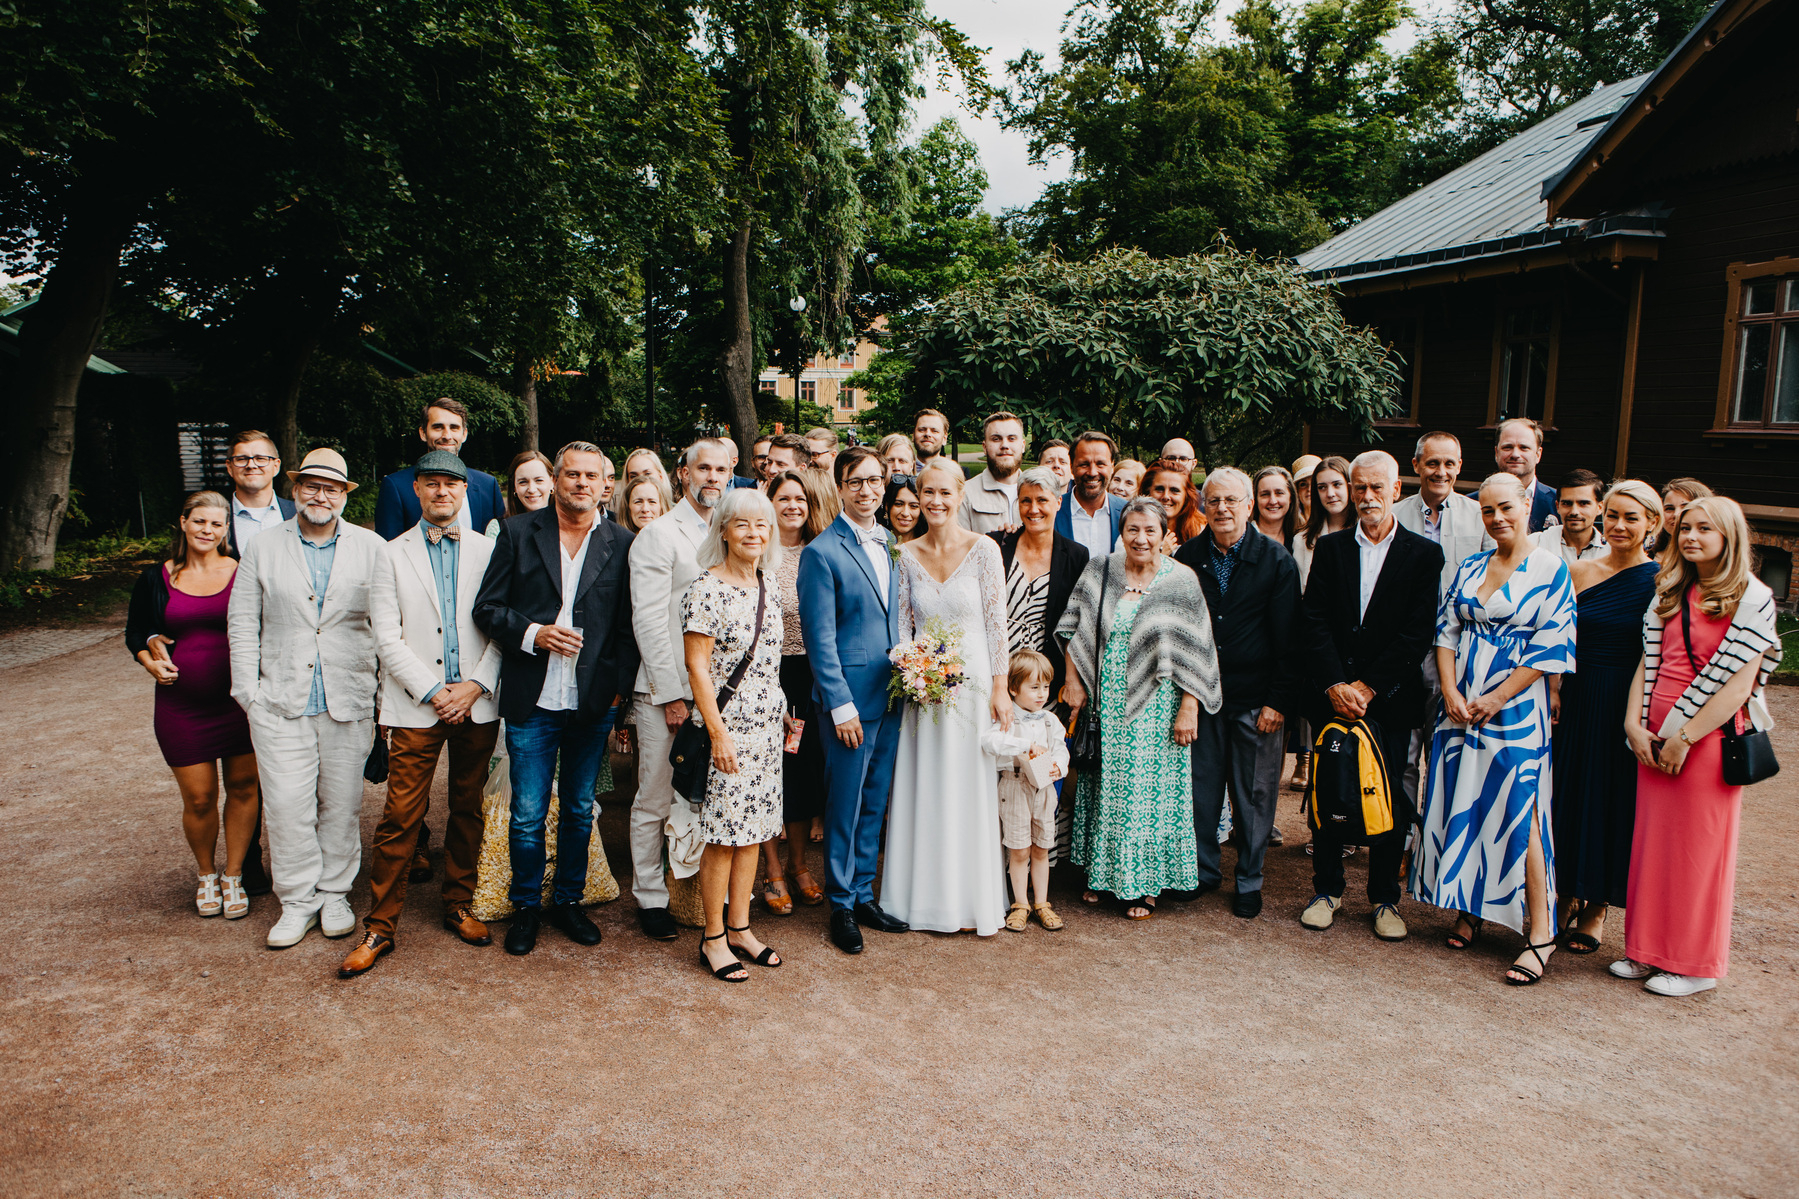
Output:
[420, 520, 462, 701]
[298, 523, 341, 716]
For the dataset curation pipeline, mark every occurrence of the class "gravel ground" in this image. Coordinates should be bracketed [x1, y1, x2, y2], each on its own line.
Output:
[4, 634, 1796, 1198]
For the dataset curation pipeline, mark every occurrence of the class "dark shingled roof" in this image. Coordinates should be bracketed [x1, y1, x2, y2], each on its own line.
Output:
[1296, 75, 1652, 283]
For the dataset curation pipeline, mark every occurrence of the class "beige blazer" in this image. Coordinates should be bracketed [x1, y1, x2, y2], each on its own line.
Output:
[228, 518, 384, 721]
[372, 525, 503, 728]
[629, 498, 710, 704]
[1395, 490, 1494, 598]
[955, 468, 1016, 535]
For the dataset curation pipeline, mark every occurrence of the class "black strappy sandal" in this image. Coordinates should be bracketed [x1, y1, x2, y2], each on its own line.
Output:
[1116, 896, 1153, 920]
[700, 931, 748, 982]
[726, 924, 781, 967]
[1446, 915, 1484, 950]
[1504, 940, 1556, 986]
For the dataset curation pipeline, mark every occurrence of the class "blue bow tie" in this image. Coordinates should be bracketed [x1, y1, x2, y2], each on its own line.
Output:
[854, 525, 888, 548]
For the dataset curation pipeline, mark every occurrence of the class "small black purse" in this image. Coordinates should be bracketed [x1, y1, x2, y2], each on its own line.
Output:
[1681, 594, 1778, 787]
[670, 575, 767, 803]
[1068, 558, 1109, 773]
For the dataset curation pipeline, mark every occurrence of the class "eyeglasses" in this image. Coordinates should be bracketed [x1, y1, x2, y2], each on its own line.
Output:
[843, 475, 885, 492]
[295, 480, 347, 497]
[228, 454, 278, 467]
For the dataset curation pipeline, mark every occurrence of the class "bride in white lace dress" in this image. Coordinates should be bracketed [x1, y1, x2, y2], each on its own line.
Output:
[882, 459, 1012, 935]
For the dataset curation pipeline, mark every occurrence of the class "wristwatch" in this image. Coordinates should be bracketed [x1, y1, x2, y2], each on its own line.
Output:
[1678, 728, 1695, 746]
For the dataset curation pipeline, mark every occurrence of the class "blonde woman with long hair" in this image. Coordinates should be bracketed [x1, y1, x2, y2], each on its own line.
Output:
[1615, 496, 1781, 997]
[1550, 479, 1661, 954]
[124, 491, 260, 920]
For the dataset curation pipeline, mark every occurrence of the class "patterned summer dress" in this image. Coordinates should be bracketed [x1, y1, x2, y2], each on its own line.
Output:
[1408, 547, 1576, 934]
[1071, 555, 1198, 900]
[680, 570, 787, 847]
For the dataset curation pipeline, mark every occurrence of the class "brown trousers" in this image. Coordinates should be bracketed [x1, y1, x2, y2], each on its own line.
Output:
[363, 719, 499, 940]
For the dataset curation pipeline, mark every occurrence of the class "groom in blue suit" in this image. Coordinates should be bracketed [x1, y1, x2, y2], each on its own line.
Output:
[797, 445, 911, 954]
[1053, 431, 1129, 558]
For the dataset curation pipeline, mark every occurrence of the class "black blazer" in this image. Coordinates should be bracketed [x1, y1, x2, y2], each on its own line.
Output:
[223, 496, 295, 559]
[1173, 526, 1303, 716]
[990, 528, 1089, 699]
[1300, 523, 1444, 727]
[473, 507, 639, 725]
[125, 563, 171, 656]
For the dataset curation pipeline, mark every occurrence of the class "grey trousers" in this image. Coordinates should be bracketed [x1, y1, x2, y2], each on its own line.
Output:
[629, 693, 675, 910]
[248, 704, 373, 916]
[1191, 707, 1286, 894]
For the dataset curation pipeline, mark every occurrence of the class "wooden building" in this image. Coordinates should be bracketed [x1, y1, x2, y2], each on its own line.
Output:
[1298, 0, 1799, 603]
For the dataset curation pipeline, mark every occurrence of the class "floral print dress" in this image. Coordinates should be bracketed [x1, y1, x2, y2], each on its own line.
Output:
[1071, 555, 1198, 899]
[680, 570, 787, 847]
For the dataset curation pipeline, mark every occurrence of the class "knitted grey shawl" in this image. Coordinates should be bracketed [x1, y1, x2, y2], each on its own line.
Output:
[1056, 552, 1222, 724]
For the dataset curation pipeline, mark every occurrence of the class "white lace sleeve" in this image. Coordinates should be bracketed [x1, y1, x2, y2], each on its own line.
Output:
[976, 538, 1008, 677]
[896, 548, 915, 644]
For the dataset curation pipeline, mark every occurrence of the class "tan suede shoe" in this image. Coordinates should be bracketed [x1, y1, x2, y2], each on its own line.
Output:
[443, 905, 492, 946]
[1300, 894, 1341, 930]
[1372, 903, 1408, 942]
[337, 931, 393, 979]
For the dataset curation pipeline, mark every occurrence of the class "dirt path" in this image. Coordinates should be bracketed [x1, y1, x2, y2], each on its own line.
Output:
[4, 634, 1796, 1197]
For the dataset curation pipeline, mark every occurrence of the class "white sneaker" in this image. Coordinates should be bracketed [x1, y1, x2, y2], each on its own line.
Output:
[267, 907, 320, 949]
[1644, 972, 1717, 997]
[1609, 957, 1655, 980]
[320, 895, 356, 938]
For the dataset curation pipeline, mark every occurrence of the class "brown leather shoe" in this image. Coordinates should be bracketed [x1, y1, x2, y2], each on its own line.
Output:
[409, 847, 433, 884]
[443, 904, 492, 946]
[337, 931, 393, 978]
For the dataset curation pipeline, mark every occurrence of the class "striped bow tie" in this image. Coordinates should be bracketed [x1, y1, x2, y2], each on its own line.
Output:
[423, 524, 461, 543]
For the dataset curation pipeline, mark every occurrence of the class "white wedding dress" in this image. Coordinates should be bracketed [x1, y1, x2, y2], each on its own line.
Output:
[882, 536, 1010, 936]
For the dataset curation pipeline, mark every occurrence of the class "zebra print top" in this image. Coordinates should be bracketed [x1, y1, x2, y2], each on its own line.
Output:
[1640, 575, 1780, 736]
[1005, 556, 1052, 657]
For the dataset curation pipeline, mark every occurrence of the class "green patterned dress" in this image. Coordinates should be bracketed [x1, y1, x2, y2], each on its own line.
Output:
[1071, 558, 1198, 899]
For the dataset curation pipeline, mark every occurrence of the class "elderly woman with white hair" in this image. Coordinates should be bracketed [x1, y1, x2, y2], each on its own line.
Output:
[1409, 471, 1576, 986]
[682, 487, 789, 982]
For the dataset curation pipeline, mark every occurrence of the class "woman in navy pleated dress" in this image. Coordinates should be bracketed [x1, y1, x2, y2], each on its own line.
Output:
[1550, 480, 1660, 954]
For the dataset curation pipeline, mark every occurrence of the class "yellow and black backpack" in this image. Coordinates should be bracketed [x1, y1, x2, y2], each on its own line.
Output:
[1306, 718, 1395, 843]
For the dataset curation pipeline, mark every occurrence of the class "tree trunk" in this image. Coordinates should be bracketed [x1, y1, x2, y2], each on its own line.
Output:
[514, 354, 540, 453]
[0, 181, 135, 571]
[271, 324, 323, 497]
[717, 219, 759, 454]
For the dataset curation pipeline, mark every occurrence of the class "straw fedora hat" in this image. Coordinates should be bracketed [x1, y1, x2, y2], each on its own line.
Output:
[1290, 454, 1322, 484]
[286, 447, 359, 491]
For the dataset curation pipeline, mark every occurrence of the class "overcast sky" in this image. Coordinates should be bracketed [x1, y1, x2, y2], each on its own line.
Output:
[916, 0, 1444, 214]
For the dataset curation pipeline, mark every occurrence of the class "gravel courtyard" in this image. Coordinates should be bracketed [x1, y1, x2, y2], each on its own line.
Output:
[3, 632, 1795, 1197]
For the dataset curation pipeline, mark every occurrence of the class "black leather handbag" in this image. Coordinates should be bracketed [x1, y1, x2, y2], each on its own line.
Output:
[1681, 594, 1778, 787]
[670, 575, 766, 803]
[1068, 558, 1109, 773]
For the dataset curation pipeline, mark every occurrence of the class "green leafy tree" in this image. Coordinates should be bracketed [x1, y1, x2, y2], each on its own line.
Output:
[891, 244, 1402, 469]
[1, 0, 265, 569]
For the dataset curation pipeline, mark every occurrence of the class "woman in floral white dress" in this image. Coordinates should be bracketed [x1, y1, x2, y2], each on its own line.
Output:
[683, 488, 787, 982]
[882, 458, 1012, 936]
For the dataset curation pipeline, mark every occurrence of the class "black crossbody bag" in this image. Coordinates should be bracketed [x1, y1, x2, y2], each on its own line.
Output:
[670, 575, 767, 803]
[1069, 557, 1109, 773]
[1680, 593, 1778, 787]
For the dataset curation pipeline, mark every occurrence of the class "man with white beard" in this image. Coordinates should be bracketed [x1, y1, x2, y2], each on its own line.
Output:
[626, 438, 733, 942]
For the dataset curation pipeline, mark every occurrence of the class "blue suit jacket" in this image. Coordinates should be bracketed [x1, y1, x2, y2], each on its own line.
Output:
[374, 466, 505, 540]
[796, 519, 901, 720]
[1529, 479, 1558, 534]
[1054, 491, 1127, 547]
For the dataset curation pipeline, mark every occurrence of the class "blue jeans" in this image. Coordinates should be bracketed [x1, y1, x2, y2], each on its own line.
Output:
[506, 706, 614, 908]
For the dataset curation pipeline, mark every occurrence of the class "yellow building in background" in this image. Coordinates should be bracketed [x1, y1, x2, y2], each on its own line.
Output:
[757, 336, 881, 428]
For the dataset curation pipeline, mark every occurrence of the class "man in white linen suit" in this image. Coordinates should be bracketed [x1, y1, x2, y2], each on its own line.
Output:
[338, 451, 504, 979]
[1393, 430, 1494, 805]
[228, 447, 386, 950]
[627, 438, 733, 942]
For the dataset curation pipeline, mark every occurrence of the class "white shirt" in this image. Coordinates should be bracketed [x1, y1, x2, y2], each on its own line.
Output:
[521, 526, 594, 711]
[1354, 517, 1398, 620]
[232, 493, 285, 550]
[1068, 494, 1114, 561]
[832, 514, 890, 727]
[1533, 523, 1606, 568]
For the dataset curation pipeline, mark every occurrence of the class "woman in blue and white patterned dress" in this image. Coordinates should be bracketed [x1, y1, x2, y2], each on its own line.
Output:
[1409, 473, 1576, 986]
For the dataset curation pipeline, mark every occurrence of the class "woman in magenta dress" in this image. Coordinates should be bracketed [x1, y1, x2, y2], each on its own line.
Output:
[126, 491, 260, 921]
[1618, 496, 1782, 998]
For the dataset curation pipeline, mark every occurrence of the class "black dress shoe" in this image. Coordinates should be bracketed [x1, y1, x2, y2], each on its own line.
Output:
[830, 909, 864, 955]
[638, 906, 679, 942]
[1162, 883, 1217, 903]
[853, 902, 909, 933]
[1232, 890, 1263, 919]
[505, 907, 541, 956]
[546, 902, 602, 946]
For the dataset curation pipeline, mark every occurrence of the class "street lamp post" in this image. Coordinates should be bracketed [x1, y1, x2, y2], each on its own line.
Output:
[789, 294, 807, 432]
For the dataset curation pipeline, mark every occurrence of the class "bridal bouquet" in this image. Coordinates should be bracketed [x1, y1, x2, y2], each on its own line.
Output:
[888, 617, 966, 719]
